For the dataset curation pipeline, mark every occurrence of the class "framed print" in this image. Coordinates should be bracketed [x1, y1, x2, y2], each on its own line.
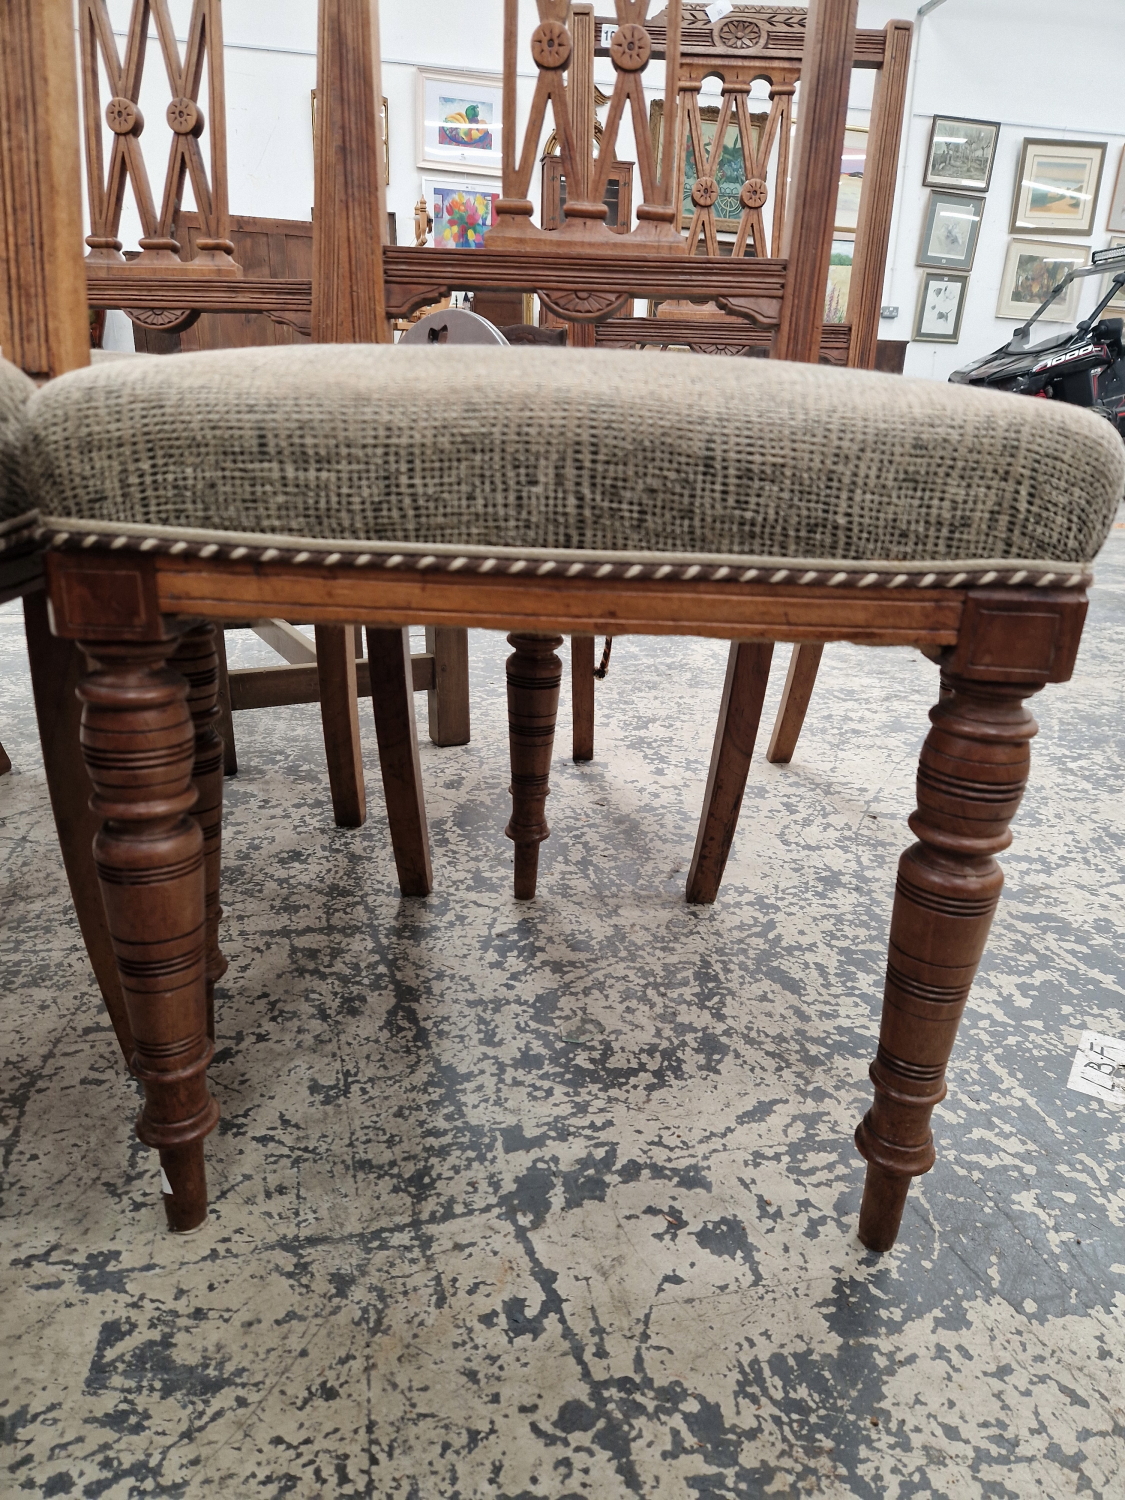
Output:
[1105, 146, 1125, 232]
[996, 238, 1090, 321]
[1009, 139, 1106, 236]
[913, 271, 968, 342]
[312, 92, 389, 184]
[923, 116, 999, 192]
[1102, 235, 1125, 312]
[834, 128, 867, 234]
[917, 190, 984, 270]
[423, 179, 501, 250]
[417, 70, 503, 176]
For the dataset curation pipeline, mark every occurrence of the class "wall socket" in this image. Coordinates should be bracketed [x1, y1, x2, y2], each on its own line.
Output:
[880, 306, 900, 320]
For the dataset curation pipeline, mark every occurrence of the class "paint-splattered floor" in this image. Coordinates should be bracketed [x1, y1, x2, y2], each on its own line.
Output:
[2, 524, 1123, 1500]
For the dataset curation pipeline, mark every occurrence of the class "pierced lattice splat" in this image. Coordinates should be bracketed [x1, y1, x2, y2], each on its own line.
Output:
[488, 0, 685, 257]
[677, 72, 793, 259]
[79, 0, 238, 276]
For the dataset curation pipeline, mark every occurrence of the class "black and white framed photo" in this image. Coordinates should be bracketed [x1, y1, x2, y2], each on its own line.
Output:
[1009, 139, 1106, 236]
[923, 116, 1000, 193]
[917, 191, 984, 270]
[996, 238, 1090, 321]
[913, 271, 968, 342]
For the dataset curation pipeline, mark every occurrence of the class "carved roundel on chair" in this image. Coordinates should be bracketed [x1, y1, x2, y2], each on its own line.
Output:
[167, 97, 204, 137]
[740, 177, 768, 210]
[714, 16, 765, 50]
[692, 175, 720, 208]
[105, 97, 142, 135]
[531, 20, 571, 70]
[610, 23, 652, 71]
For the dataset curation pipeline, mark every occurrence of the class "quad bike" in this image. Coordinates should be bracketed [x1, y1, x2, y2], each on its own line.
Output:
[950, 246, 1125, 442]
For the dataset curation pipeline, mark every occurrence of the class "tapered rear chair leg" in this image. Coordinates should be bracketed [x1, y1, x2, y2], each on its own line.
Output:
[171, 625, 228, 1044]
[77, 633, 219, 1233]
[425, 626, 471, 747]
[855, 669, 1044, 1251]
[0, 740, 10, 775]
[215, 627, 238, 777]
[366, 626, 433, 897]
[315, 623, 367, 828]
[767, 643, 824, 764]
[506, 633, 563, 899]
[571, 635, 595, 762]
[687, 641, 774, 904]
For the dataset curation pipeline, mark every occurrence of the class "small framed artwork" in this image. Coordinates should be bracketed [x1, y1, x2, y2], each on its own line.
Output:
[1105, 147, 1125, 232]
[996, 238, 1090, 321]
[923, 116, 1000, 192]
[913, 270, 968, 342]
[917, 191, 984, 270]
[1009, 139, 1106, 236]
[417, 69, 503, 176]
[1101, 235, 1125, 312]
[423, 179, 501, 250]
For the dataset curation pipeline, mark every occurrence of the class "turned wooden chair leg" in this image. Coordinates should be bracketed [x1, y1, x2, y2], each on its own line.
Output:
[854, 668, 1042, 1251]
[425, 625, 470, 747]
[76, 631, 220, 1233]
[214, 627, 237, 777]
[506, 632, 563, 900]
[686, 640, 774, 904]
[766, 643, 824, 764]
[571, 635, 595, 762]
[315, 623, 367, 828]
[171, 625, 227, 1045]
[23, 590, 134, 1065]
[366, 626, 433, 897]
[0, 739, 10, 775]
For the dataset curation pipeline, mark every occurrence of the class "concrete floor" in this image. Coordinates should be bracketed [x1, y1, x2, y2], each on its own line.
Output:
[1, 523, 1123, 1499]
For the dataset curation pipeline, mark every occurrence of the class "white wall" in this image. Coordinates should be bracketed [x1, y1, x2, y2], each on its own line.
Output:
[92, 1, 1125, 378]
[860, 0, 1125, 378]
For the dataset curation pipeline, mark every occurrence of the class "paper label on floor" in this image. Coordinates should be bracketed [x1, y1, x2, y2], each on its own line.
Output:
[160, 1167, 173, 1196]
[1067, 1031, 1125, 1103]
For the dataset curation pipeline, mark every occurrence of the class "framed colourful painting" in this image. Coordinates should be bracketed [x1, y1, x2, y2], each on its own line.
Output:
[417, 69, 503, 176]
[424, 179, 501, 250]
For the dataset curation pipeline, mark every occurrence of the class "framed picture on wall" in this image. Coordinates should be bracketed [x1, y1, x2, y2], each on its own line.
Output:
[916, 191, 984, 270]
[417, 70, 503, 175]
[1105, 147, 1125, 232]
[923, 116, 1000, 193]
[1009, 139, 1106, 236]
[423, 179, 501, 249]
[1101, 235, 1125, 312]
[649, 99, 767, 231]
[996, 238, 1090, 321]
[913, 271, 968, 342]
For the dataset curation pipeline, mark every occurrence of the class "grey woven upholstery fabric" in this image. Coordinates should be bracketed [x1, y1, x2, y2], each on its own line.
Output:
[0, 357, 36, 526]
[23, 344, 1125, 567]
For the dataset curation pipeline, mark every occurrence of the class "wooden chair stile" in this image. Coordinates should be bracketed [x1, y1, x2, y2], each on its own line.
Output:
[5, 0, 1121, 1269]
[78, 1, 471, 806]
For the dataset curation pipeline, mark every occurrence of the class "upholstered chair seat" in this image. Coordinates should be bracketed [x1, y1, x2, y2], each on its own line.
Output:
[22, 345, 1124, 588]
[0, 357, 37, 558]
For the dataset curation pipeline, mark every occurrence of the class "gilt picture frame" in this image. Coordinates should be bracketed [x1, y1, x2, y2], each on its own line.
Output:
[913, 271, 968, 343]
[417, 69, 504, 176]
[996, 238, 1090, 322]
[923, 116, 999, 193]
[1105, 147, 1125, 233]
[1009, 139, 1106, 237]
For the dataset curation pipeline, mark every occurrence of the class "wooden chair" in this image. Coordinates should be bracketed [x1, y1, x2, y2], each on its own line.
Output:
[76, 4, 470, 816]
[7, 0, 1122, 1270]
